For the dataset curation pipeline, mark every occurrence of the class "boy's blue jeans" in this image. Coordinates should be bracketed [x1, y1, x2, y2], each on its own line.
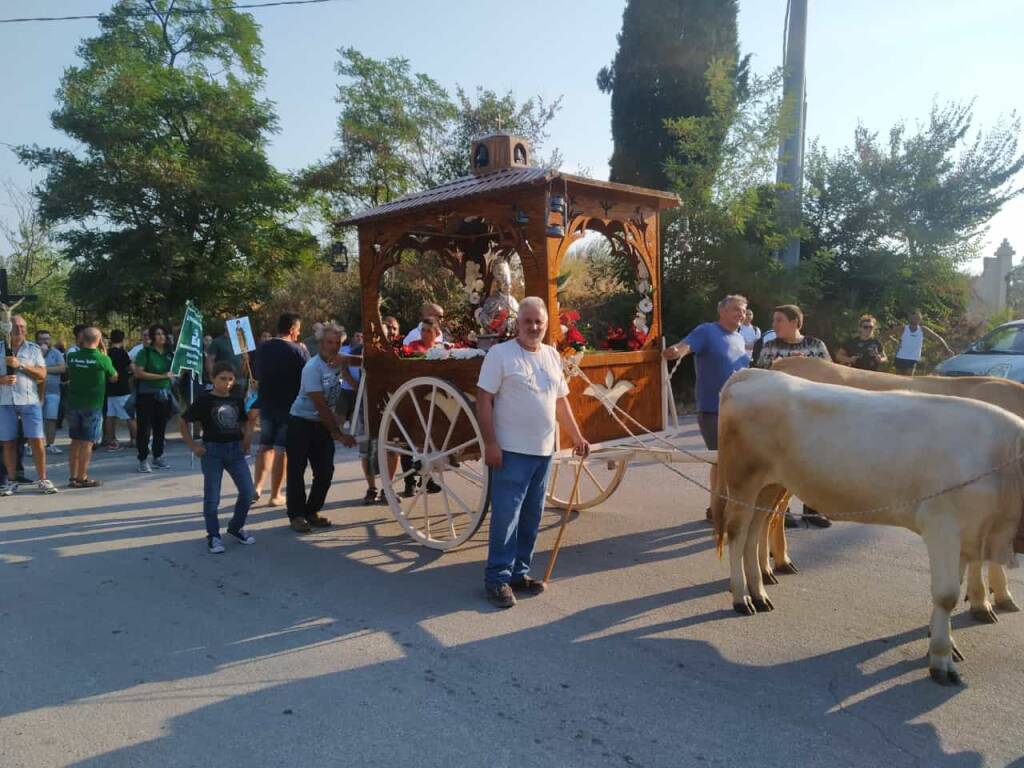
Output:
[485, 451, 552, 587]
[200, 441, 254, 539]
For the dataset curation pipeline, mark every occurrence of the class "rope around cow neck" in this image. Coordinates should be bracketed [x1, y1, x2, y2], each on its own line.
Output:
[562, 358, 1024, 519]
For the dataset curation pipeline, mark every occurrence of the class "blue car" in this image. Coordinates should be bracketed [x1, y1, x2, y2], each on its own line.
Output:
[934, 320, 1024, 382]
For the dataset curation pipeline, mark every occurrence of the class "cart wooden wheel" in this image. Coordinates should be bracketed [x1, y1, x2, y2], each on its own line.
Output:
[377, 377, 490, 550]
[546, 456, 628, 511]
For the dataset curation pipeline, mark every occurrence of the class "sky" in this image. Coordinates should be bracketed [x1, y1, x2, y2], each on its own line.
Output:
[1, 0, 1022, 275]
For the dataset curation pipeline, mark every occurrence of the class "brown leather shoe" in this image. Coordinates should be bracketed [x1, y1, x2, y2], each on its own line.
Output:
[307, 515, 332, 528]
[486, 583, 516, 609]
[289, 517, 311, 533]
[510, 576, 546, 596]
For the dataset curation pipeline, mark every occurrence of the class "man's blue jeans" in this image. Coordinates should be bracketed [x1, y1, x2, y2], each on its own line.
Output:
[485, 451, 552, 586]
[200, 441, 254, 539]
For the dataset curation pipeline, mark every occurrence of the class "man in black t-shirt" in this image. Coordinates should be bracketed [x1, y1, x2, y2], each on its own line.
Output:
[253, 313, 309, 506]
[104, 329, 136, 449]
[837, 314, 888, 371]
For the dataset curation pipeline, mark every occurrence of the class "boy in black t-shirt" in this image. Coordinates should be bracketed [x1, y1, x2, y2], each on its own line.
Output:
[180, 362, 257, 554]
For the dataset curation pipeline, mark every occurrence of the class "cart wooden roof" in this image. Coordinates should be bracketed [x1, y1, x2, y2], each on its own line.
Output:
[337, 167, 679, 227]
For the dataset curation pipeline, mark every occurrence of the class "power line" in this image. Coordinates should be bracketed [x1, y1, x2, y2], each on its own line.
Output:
[0, 0, 345, 25]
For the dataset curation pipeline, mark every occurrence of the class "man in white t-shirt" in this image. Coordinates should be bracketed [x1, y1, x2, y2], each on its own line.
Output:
[738, 308, 761, 352]
[476, 297, 589, 609]
[891, 310, 952, 376]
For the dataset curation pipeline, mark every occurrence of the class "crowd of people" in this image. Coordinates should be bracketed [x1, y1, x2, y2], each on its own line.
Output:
[1, 296, 948, 607]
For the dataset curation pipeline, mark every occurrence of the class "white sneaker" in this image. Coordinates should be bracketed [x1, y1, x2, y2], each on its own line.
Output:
[0, 482, 14, 497]
[46, 445, 62, 455]
[37, 479, 58, 495]
[137, 460, 152, 474]
[208, 536, 225, 554]
[151, 457, 170, 470]
[227, 529, 255, 545]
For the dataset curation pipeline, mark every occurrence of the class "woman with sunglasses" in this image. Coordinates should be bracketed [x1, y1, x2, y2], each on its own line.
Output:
[837, 314, 887, 370]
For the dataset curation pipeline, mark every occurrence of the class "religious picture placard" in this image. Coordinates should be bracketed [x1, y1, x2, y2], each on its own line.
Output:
[227, 316, 256, 355]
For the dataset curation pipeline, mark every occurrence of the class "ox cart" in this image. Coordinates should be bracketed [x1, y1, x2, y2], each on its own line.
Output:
[337, 133, 718, 551]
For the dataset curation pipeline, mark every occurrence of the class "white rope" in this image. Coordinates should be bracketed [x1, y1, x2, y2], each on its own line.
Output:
[563, 359, 1024, 519]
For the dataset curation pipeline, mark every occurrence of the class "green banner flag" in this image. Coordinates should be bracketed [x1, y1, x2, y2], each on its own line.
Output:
[171, 301, 204, 375]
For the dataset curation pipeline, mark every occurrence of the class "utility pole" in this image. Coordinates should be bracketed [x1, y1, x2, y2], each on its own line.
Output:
[775, 0, 808, 268]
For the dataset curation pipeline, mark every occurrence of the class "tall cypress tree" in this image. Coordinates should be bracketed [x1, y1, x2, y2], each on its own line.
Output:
[598, 0, 743, 191]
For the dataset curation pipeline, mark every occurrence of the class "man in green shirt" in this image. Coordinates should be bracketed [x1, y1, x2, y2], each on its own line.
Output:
[66, 327, 118, 488]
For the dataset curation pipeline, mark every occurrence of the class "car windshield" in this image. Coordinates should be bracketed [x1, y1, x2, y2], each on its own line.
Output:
[967, 325, 1024, 354]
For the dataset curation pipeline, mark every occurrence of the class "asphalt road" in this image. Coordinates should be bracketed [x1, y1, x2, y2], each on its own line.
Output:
[1, 419, 1023, 767]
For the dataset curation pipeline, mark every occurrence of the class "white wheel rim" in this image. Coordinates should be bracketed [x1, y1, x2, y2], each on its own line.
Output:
[546, 458, 627, 511]
[378, 377, 489, 550]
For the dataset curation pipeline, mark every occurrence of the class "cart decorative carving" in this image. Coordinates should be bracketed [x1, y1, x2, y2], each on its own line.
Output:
[338, 134, 679, 550]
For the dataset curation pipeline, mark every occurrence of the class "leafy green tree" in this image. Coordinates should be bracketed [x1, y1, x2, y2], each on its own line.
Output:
[435, 87, 563, 181]
[300, 48, 457, 219]
[302, 50, 563, 224]
[598, 0, 746, 190]
[803, 102, 1024, 342]
[0, 181, 74, 332]
[18, 0, 309, 321]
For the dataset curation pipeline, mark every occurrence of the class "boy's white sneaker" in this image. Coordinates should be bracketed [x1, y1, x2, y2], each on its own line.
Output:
[208, 536, 225, 554]
[227, 529, 255, 545]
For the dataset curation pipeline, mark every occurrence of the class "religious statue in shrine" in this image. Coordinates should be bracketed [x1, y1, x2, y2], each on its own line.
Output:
[475, 259, 519, 338]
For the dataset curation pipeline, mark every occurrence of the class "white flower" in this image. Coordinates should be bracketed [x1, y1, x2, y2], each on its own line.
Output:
[637, 279, 650, 294]
[638, 297, 654, 314]
[560, 324, 569, 335]
[469, 291, 481, 305]
[425, 347, 451, 361]
[451, 347, 486, 360]
[637, 262, 649, 281]
[474, 279, 485, 292]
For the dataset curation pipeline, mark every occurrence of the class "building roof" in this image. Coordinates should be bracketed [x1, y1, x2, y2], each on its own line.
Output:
[336, 167, 678, 226]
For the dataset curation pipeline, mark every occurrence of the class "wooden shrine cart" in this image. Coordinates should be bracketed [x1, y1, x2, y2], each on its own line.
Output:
[338, 133, 693, 551]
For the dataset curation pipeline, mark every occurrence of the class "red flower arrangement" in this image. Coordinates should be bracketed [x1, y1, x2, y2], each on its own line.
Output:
[601, 324, 647, 351]
[558, 310, 586, 352]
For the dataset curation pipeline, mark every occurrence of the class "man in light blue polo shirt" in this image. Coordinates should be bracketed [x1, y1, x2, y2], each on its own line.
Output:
[664, 294, 750, 519]
[1, 315, 58, 495]
[284, 324, 356, 532]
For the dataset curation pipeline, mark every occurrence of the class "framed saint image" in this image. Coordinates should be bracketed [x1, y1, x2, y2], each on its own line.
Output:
[227, 316, 256, 355]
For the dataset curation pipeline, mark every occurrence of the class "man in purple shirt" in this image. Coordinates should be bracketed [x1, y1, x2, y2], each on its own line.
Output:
[664, 294, 750, 519]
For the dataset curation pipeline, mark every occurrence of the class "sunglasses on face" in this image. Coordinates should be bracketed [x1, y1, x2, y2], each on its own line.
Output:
[860, 324, 875, 329]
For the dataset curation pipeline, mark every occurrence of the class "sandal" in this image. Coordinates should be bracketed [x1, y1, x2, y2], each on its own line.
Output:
[68, 478, 83, 488]
[78, 478, 103, 488]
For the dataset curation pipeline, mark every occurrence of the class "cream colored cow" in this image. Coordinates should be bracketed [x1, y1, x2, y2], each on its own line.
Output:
[769, 356, 1023, 622]
[713, 369, 1024, 685]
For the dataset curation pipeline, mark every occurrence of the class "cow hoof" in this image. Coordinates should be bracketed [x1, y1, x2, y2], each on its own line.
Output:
[751, 595, 774, 612]
[995, 597, 1021, 613]
[774, 561, 798, 575]
[761, 570, 779, 586]
[929, 667, 963, 687]
[733, 598, 756, 616]
[970, 605, 999, 624]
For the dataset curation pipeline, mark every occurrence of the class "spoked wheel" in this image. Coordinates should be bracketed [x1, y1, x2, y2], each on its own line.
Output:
[546, 456, 628, 511]
[377, 377, 490, 550]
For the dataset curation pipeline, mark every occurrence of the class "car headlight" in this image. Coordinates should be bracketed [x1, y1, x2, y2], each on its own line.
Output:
[986, 363, 1012, 378]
